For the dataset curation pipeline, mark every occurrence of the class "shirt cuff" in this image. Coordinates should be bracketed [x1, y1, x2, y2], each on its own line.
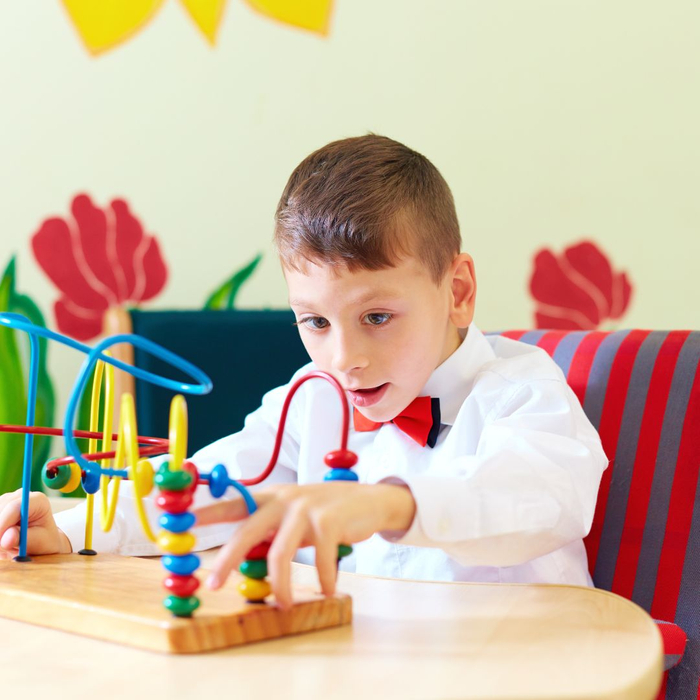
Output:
[376, 476, 435, 547]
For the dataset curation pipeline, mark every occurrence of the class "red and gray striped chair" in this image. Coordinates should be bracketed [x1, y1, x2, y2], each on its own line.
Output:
[501, 330, 698, 699]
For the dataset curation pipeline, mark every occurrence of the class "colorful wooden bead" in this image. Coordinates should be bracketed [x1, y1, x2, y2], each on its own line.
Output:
[42, 463, 71, 490]
[59, 463, 82, 494]
[81, 467, 101, 494]
[246, 540, 272, 560]
[208, 463, 230, 498]
[164, 574, 200, 598]
[162, 553, 200, 576]
[159, 511, 196, 533]
[157, 530, 196, 555]
[131, 459, 154, 496]
[337, 544, 353, 559]
[324, 450, 358, 469]
[324, 468, 359, 482]
[164, 594, 200, 617]
[155, 490, 193, 513]
[182, 460, 199, 493]
[155, 465, 193, 492]
[239, 559, 268, 580]
[237, 577, 271, 602]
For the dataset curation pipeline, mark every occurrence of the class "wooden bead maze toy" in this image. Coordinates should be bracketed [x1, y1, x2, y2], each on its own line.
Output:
[0, 313, 354, 652]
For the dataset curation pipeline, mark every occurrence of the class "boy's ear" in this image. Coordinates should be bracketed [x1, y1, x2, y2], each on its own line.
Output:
[448, 253, 476, 328]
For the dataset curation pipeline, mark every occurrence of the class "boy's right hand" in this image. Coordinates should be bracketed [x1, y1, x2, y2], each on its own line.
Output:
[0, 489, 72, 559]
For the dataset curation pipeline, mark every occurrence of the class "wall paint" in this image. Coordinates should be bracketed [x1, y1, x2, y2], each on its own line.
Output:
[1, 0, 698, 417]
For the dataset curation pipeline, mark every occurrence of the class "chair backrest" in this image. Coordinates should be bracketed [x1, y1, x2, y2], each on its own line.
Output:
[502, 329, 699, 698]
[130, 309, 309, 454]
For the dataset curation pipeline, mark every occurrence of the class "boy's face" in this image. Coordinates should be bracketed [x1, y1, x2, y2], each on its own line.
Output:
[285, 255, 474, 422]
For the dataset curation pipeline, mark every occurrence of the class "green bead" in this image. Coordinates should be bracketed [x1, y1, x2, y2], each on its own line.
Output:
[239, 559, 268, 580]
[164, 594, 200, 617]
[42, 463, 71, 490]
[337, 544, 353, 559]
[155, 465, 193, 492]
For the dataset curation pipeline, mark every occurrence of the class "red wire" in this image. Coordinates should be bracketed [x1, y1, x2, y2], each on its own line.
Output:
[239, 370, 349, 486]
[0, 424, 168, 446]
[0, 371, 349, 487]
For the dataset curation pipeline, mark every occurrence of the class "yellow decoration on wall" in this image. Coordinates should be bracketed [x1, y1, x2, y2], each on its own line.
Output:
[61, 0, 330, 56]
[62, 0, 166, 56]
[180, 0, 227, 44]
[244, 0, 333, 36]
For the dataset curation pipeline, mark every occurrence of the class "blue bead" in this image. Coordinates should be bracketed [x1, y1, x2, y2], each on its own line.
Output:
[162, 553, 201, 576]
[208, 463, 230, 498]
[81, 467, 101, 494]
[159, 512, 196, 533]
[324, 468, 359, 482]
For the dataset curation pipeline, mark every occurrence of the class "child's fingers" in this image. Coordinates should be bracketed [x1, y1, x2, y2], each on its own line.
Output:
[314, 536, 339, 598]
[0, 498, 22, 540]
[0, 524, 55, 556]
[0, 488, 22, 509]
[266, 506, 309, 609]
[0, 525, 20, 551]
[207, 501, 283, 590]
[194, 497, 251, 526]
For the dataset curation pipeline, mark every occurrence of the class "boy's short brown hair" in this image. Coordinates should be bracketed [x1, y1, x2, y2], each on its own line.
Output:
[274, 134, 461, 283]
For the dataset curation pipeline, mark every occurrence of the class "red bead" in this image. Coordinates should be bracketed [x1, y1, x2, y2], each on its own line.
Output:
[164, 574, 200, 597]
[156, 490, 194, 513]
[323, 450, 358, 469]
[182, 460, 199, 493]
[246, 540, 272, 560]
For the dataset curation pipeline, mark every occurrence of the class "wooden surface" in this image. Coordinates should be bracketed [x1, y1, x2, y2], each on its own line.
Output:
[0, 554, 351, 653]
[0, 548, 662, 699]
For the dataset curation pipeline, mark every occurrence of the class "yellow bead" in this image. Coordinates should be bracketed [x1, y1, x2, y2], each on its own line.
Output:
[157, 530, 196, 555]
[237, 577, 271, 602]
[130, 459, 154, 497]
[59, 463, 82, 493]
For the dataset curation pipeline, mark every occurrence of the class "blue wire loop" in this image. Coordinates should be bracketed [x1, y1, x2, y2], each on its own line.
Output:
[0, 312, 228, 560]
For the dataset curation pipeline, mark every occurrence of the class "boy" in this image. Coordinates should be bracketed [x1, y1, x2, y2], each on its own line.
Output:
[0, 135, 607, 610]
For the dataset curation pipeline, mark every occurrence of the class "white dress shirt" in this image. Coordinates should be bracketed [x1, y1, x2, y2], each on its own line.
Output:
[56, 324, 608, 586]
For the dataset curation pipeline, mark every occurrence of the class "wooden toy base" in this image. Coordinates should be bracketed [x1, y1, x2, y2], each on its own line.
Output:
[0, 554, 352, 653]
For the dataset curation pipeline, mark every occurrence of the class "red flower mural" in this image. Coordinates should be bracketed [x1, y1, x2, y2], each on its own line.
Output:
[529, 240, 633, 330]
[32, 194, 168, 340]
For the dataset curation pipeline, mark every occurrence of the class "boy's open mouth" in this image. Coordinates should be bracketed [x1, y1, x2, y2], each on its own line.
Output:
[347, 382, 389, 408]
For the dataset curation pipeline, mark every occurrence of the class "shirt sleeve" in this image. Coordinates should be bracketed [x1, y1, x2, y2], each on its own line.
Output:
[55, 366, 309, 556]
[380, 379, 609, 568]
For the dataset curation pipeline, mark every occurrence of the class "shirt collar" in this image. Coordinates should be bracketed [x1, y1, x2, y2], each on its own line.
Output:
[420, 323, 496, 426]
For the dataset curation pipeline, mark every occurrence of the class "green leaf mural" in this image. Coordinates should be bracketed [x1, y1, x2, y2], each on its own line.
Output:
[0, 257, 56, 495]
[204, 253, 262, 309]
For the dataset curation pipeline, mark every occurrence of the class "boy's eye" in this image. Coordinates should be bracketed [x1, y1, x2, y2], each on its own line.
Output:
[364, 313, 392, 326]
[296, 316, 329, 330]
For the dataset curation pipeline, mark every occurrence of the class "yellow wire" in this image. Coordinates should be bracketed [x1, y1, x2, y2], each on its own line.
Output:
[120, 393, 156, 542]
[100, 359, 120, 532]
[83, 360, 105, 549]
[168, 395, 188, 471]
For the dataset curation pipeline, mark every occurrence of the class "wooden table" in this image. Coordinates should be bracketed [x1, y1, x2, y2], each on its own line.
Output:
[0, 541, 662, 700]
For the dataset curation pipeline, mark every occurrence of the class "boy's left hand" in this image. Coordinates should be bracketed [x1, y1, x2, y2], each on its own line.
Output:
[194, 482, 416, 609]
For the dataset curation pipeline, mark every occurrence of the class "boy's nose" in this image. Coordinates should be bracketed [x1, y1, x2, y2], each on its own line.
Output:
[331, 337, 369, 374]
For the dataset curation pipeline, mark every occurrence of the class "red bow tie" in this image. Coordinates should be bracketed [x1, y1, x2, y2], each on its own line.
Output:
[353, 396, 441, 448]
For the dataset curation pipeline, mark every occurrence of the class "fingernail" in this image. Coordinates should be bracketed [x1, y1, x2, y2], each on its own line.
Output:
[207, 573, 221, 590]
